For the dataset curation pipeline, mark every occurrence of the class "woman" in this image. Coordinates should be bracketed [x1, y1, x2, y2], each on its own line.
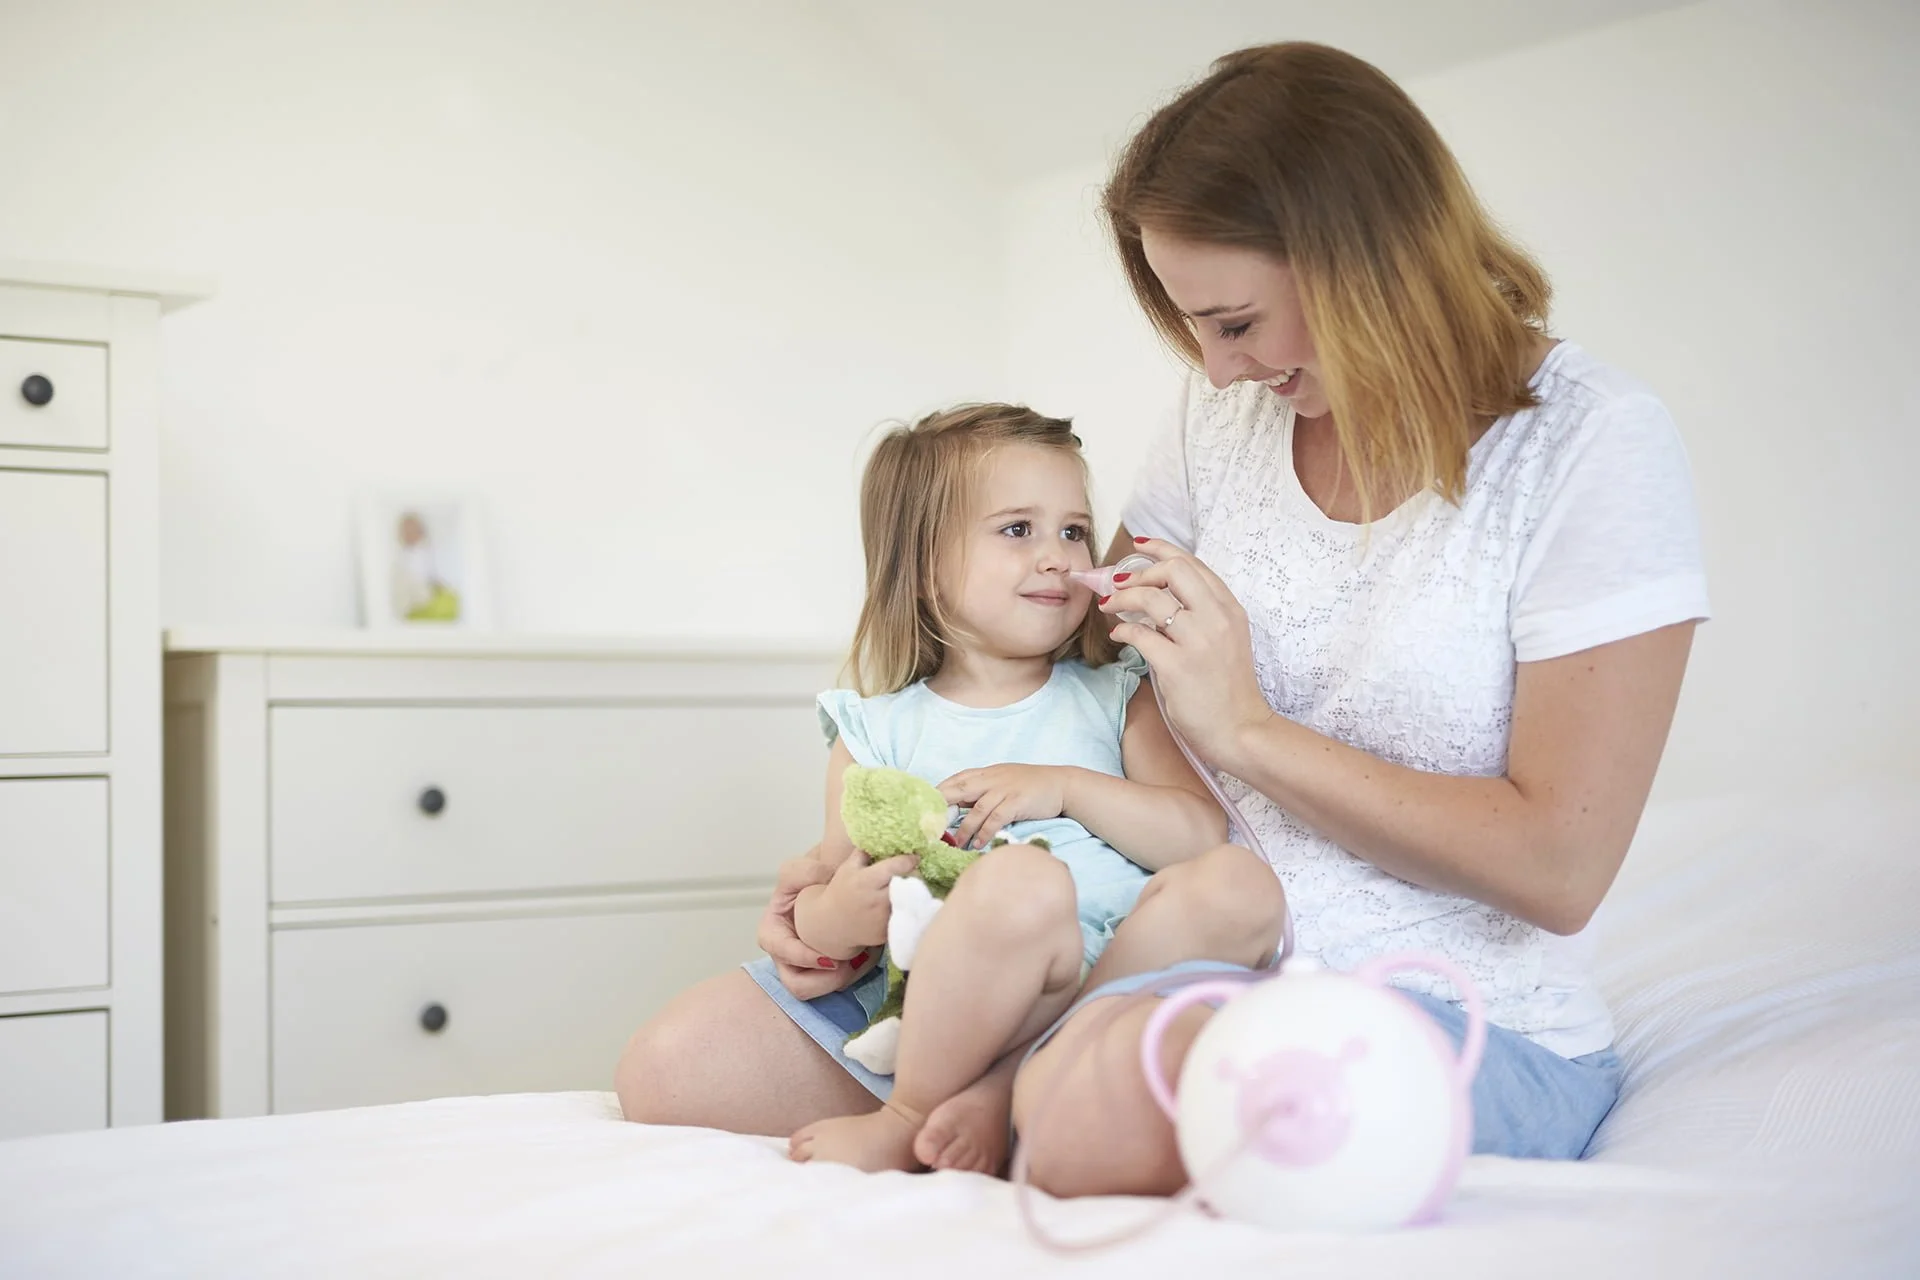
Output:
[621, 39, 1707, 1194]
[1007, 41, 1708, 1196]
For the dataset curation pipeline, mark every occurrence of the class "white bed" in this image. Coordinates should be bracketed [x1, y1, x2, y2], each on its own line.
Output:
[3, 783, 1916, 1278]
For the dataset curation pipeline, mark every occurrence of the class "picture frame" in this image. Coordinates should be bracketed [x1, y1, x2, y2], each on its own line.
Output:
[354, 493, 494, 630]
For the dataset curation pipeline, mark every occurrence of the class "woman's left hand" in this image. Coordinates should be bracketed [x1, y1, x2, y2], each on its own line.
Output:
[1102, 537, 1274, 761]
[939, 764, 1070, 851]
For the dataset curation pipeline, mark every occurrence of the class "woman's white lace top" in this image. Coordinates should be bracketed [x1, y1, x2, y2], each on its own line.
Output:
[1122, 342, 1710, 1056]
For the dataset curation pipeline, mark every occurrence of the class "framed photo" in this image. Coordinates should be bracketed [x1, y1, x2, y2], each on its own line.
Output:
[355, 494, 493, 630]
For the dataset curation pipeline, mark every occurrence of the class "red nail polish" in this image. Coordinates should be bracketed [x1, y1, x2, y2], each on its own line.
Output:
[1098, 595, 1110, 605]
[818, 957, 837, 968]
[1112, 572, 1131, 583]
[1133, 536, 1149, 544]
[851, 952, 870, 969]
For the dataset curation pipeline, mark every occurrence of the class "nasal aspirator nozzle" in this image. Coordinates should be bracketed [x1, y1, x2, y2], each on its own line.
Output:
[1068, 553, 1158, 627]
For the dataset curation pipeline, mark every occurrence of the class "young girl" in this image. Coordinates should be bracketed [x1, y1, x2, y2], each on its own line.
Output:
[738, 402, 1268, 1175]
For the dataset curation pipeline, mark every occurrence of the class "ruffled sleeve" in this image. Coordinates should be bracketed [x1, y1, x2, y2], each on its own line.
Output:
[816, 689, 883, 766]
[1075, 646, 1150, 742]
[1112, 645, 1150, 720]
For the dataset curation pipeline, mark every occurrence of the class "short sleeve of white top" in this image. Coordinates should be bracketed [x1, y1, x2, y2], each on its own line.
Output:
[1122, 342, 1710, 1058]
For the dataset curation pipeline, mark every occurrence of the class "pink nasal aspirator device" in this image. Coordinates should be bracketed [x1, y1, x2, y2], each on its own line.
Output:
[1012, 552, 1481, 1246]
[1066, 553, 1158, 627]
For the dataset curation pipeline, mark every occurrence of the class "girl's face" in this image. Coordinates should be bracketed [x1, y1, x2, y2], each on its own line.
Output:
[1141, 228, 1330, 419]
[942, 444, 1097, 662]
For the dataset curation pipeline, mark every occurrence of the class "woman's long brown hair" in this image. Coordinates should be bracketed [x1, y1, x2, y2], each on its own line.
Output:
[1106, 42, 1551, 520]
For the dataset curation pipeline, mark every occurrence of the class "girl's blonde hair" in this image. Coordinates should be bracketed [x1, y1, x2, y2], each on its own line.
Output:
[1104, 42, 1551, 521]
[846, 403, 1118, 696]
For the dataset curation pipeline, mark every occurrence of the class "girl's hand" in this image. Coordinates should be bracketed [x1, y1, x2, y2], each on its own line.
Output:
[939, 764, 1071, 850]
[809, 850, 920, 958]
[1100, 537, 1274, 761]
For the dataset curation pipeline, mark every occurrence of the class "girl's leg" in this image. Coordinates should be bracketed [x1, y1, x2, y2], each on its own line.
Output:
[791, 843, 1084, 1172]
[1010, 843, 1286, 1197]
[615, 969, 879, 1135]
[1085, 843, 1285, 991]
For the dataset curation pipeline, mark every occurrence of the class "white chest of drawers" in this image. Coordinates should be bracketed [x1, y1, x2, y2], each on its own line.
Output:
[162, 632, 838, 1118]
[0, 264, 207, 1140]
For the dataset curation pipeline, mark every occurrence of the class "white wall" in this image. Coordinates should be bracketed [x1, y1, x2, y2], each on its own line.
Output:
[1000, 165, 1184, 539]
[0, 0, 1003, 640]
[998, 0, 1920, 800]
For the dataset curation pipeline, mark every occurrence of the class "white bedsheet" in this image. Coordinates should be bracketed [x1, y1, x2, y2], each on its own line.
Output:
[3, 783, 1917, 1278]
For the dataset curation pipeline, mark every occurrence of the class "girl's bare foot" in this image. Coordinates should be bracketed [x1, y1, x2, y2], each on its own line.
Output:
[789, 1100, 924, 1172]
[914, 1054, 1018, 1175]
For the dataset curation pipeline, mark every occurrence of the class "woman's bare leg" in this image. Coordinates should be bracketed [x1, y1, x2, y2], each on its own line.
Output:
[615, 969, 879, 1135]
[791, 843, 1084, 1172]
[1011, 843, 1286, 1196]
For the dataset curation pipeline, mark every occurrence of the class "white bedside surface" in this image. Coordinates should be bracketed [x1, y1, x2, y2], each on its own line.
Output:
[163, 628, 846, 662]
[0, 260, 213, 312]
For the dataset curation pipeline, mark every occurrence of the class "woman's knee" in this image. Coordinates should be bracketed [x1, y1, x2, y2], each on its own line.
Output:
[1012, 998, 1197, 1198]
[614, 972, 756, 1125]
[614, 1007, 694, 1124]
[1158, 844, 1286, 960]
[617, 969, 881, 1135]
[945, 841, 1077, 944]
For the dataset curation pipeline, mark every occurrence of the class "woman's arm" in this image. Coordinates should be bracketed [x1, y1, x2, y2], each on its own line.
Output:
[1106, 533, 1694, 935]
[1220, 627, 1692, 934]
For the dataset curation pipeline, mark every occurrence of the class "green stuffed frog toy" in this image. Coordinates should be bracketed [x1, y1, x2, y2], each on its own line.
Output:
[836, 764, 1046, 1074]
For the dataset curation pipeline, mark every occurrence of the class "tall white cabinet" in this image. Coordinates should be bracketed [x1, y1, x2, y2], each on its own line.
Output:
[0, 263, 208, 1139]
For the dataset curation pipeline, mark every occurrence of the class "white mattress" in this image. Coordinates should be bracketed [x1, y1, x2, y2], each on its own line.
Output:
[3, 782, 1917, 1278]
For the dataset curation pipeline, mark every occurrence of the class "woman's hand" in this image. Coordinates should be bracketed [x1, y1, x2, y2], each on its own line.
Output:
[939, 764, 1071, 850]
[799, 850, 920, 962]
[1100, 536, 1274, 760]
[759, 851, 857, 999]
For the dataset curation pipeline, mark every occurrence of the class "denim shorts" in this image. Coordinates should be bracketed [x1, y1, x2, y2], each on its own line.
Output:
[1025, 960, 1623, 1161]
[744, 955, 897, 1100]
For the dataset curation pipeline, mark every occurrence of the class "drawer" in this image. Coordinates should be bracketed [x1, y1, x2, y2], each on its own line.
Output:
[269, 704, 822, 903]
[0, 338, 108, 449]
[0, 778, 109, 993]
[270, 898, 762, 1113]
[0, 1011, 108, 1139]
[0, 470, 108, 756]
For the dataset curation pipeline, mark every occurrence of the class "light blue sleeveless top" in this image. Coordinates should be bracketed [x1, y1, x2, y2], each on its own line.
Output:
[818, 650, 1152, 967]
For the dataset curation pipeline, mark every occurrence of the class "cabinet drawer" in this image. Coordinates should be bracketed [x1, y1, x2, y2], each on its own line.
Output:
[0, 338, 107, 450]
[0, 778, 109, 994]
[270, 898, 762, 1113]
[269, 704, 822, 903]
[0, 470, 108, 756]
[0, 1011, 108, 1139]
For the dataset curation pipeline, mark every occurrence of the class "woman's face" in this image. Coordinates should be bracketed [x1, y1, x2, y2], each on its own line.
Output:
[1141, 229, 1329, 419]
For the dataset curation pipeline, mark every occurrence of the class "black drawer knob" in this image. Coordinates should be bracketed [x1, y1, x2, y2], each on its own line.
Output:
[20, 374, 53, 406]
[419, 1003, 448, 1033]
[417, 786, 447, 816]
